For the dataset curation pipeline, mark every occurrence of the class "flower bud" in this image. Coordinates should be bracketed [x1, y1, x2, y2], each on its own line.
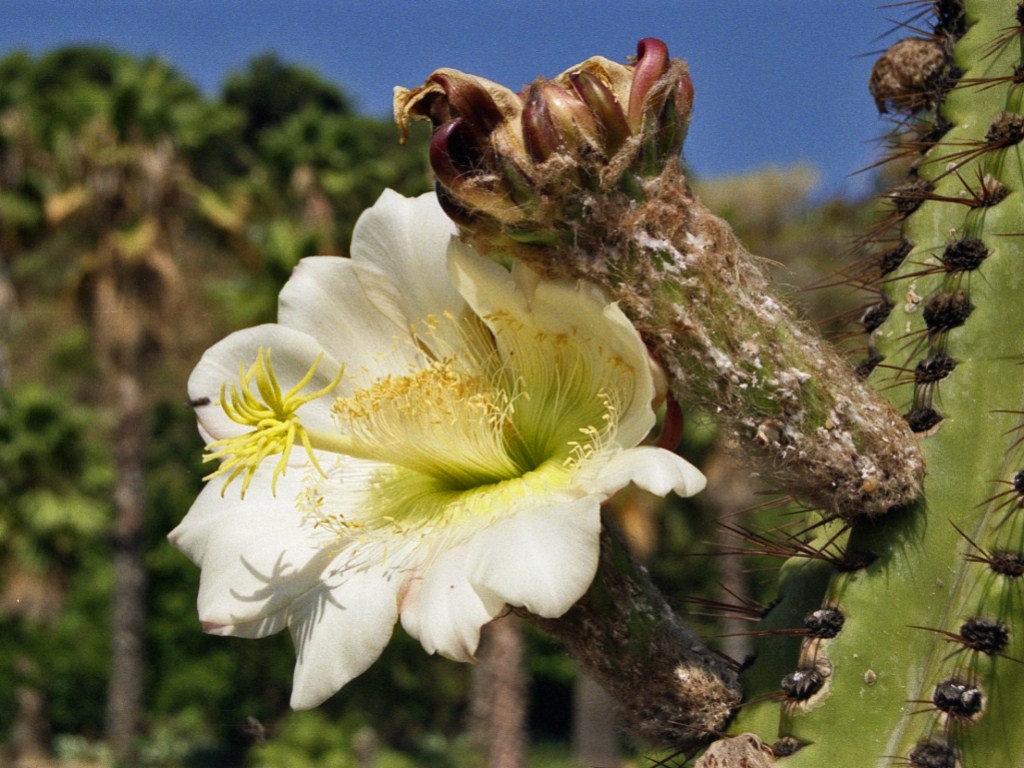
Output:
[395, 39, 693, 247]
[627, 38, 670, 132]
[428, 119, 475, 187]
[522, 80, 597, 162]
[422, 71, 505, 136]
[568, 70, 630, 155]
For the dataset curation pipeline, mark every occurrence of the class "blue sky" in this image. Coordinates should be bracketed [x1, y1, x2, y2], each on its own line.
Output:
[1, 1, 902, 198]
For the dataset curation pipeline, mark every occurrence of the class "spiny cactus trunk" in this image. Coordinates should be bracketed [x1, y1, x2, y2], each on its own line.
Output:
[728, 1, 1024, 765]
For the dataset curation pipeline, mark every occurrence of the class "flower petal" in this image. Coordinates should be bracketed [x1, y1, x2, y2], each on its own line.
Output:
[591, 446, 707, 498]
[278, 256, 417, 381]
[187, 324, 343, 442]
[465, 496, 601, 617]
[169, 464, 336, 630]
[350, 189, 466, 337]
[201, 614, 288, 639]
[399, 544, 504, 662]
[168, 473, 238, 567]
[288, 566, 401, 709]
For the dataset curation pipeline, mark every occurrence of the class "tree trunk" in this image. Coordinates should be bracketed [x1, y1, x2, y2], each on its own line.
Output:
[571, 673, 619, 767]
[0, 253, 15, 390]
[467, 614, 528, 768]
[4, 656, 51, 767]
[104, 370, 147, 764]
[702, 447, 761, 664]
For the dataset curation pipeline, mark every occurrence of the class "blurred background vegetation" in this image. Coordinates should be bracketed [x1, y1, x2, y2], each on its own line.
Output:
[0, 46, 887, 768]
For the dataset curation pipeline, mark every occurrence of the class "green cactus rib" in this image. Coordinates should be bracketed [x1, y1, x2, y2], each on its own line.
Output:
[729, 2, 1024, 765]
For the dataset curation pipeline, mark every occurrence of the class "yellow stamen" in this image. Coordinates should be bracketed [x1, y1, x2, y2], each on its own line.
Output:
[331, 357, 525, 488]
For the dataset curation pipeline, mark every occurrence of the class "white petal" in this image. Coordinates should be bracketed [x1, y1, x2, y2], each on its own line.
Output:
[195, 526, 332, 631]
[591, 446, 707, 498]
[465, 496, 601, 617]
[350, 190, 465, 333]
[399, 544, 503, 662]
[168, 478, 235, 568]
[201, 613, 288, 639]
[288, 565, 401, 709]
[187, 324, 343, 441]
[169, 457, 304, 564]
[169, 466, 335, 629]
[278, 256, 417, 381]
[448, 240, 642, 361]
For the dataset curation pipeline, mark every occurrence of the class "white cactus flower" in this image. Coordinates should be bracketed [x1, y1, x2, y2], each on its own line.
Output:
[169, 189, 705, 708]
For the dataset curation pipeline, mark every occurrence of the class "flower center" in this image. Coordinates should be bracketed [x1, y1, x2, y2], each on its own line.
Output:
[204, 309, 638, 519]
[331, 357, 527, 489]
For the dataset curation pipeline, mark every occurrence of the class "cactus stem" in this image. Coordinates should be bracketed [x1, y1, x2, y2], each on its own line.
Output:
[888, 179, 937, 216]
[770, 736, 805, 758]
[978, 22, 1024, 62]
[711, 607, 847, 642]
[906, 741, 958, 768]
[781, 668, 826, 702]
[904, 405, 944, 433]
[924, 111, 1024, 179]
[991, 407, 1024, 451]
[955, 519, 1024, 577]
[976, 469, 1024, 527]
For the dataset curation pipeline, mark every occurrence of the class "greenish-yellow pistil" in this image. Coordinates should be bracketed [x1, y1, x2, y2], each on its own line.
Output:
[204, 348, 349, 497]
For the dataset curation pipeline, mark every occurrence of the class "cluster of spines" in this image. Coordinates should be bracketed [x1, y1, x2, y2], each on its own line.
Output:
[717, 2, 1024, 765]
[850, 2, 1024, 445]
[857, 1, 1024, 763]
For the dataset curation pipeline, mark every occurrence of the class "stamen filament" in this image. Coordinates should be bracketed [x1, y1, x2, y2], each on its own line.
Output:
[303, 428, 385, 463]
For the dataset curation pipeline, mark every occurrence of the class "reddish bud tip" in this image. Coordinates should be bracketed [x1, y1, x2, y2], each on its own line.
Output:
[628, 38, 670, 130]
[429, 119, 478, 187]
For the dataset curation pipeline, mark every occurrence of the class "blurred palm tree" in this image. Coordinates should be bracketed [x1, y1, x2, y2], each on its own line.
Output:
[204, 54, 433, 325]
[20, 46, 235, 763]
[0, 54, 51, 389]
[1, 44, 453, 762]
